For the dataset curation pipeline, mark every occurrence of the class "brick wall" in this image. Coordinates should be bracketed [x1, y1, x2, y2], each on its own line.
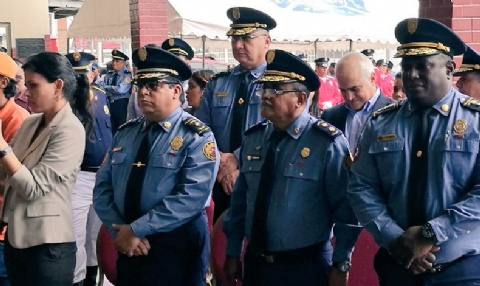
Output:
[130, 0, 168, 50]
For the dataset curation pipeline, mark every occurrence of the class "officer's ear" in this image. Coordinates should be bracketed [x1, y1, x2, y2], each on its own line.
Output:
[446, 59, 456, 78]
[296, 91, 307, 107]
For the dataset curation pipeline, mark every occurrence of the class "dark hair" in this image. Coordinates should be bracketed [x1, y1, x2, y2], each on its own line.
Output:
[12, 58, 23, 66]
[191, 70, 214, 89]
[395, 72, 402, 79]
[22, 52, 93, 134]
[2, 76, 17, 98]
[72, 72, 94, 137]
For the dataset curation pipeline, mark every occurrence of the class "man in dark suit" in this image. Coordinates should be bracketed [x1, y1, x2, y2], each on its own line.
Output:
[321, 52, 394, 152]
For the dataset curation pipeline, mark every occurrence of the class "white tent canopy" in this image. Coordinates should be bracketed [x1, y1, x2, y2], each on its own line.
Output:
[68, 0, 418, 50]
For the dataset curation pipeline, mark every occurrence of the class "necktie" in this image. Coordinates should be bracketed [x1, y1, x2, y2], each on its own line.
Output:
[111, 72, 119, 86]
[230, 72, 250, 152]
[124, 122, 160, 223]
[249, 130, 287, 252]
[407, 108, 431, 226]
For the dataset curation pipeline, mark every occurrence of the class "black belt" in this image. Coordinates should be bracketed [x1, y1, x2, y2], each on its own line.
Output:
[81, 166, 100, 172]
[250, 242, 328, 264]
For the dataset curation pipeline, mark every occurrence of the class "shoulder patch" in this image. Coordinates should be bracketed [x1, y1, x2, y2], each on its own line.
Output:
[183, 117, 211, 135]
[461, 97, 480, 112]
[372, 101, 404, 118]
[245, 120, 269, 136]
[91, 85, 106, 94]
[212, 70, 230, 80]
[118, 117, 143, 130]
[313, 119, 343, 139]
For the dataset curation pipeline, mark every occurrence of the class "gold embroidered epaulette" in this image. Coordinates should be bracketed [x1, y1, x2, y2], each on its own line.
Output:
[461, 97, 480, 111]
[372, 101, 404, 118]
[245, 120, 268, 136]
[183, 117, 211, 135]
[118, 117, 143, 130]
[212, 70, 230, 80]
[92, 85, 106, 94]
[314, 119, 342, 139]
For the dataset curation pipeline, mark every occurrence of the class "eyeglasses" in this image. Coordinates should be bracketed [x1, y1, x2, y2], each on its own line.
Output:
[230, 34, 268, 44]
[256, 88, 302, 97]
[134, 80, 177, 92]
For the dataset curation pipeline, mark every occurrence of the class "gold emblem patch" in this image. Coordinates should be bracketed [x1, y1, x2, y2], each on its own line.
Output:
[203, 141, 216, 161]
[407, 18, 418, 34]
[73, 52, 81, 62]
[170, 136, 184, 151]
[125, 77, 132, 83]
[113, 49, 118, 55]
[138, 47, 147, 61]
[266, 50, 275, 64]
[453, 119, 467, 134]
[169, 38, 175, 47]
[301, 147, 310, 158]
[103, 105, 109, 115]
[232, 7, 240, 20]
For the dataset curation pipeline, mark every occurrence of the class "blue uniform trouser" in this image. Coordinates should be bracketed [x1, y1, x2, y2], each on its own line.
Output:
[243, 241, 333, 286]
[116, 213, 208, 286]
[374, 248, 480, 286]
[109, 97, 129, 134]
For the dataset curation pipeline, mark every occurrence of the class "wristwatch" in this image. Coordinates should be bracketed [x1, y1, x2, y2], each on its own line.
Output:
[332, 261, 351, 273]
[421, 223, 437, 244]
[0, 145, 12, 159]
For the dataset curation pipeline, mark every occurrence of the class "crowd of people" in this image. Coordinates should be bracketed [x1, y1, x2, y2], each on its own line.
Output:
[0, 5, 478, 286]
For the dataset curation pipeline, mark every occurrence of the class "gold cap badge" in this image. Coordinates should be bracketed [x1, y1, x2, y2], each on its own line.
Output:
[73, 52, 81, 62]
[169, 38, 175, 47]
[113, 49, 118, 55]
[266, 50, 275, 64]
[170, 136, 184, 151]
[300, 147, 310, 158]
[453, 119, 467, 134]
[138, 47, 147, 61]
[407, 18, 418, 34]
[203, 141, 217, 161]
[232, 7, 240, 20]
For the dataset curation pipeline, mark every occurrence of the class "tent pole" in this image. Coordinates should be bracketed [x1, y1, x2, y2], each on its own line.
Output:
[202, 35, 206, 69]
[314, 39, 318, 59]
[349, 39, 353, 52]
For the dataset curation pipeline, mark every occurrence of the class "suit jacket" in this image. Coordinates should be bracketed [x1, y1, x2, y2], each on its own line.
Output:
[321, 93, 394, 133]
[1, 103, 86, 248]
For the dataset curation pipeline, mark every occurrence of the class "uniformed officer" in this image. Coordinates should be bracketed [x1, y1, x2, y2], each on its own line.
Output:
[196, 7, 277, 221]
[361, 48, 375, 65]
[348, 18, 480, 285]
[223, 49, 360, 286]
[101, 49, 132, 133]
[93, 45, 219, 286]
[314, 57, 342, 109]
[161, 38, 194, 64]
[455, 46, 480, 100]
[65, 51, 113, 286]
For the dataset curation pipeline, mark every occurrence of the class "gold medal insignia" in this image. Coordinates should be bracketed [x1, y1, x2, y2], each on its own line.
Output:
[73, 52, 81, 62]
[453, 119, 467, 134]
[266, 50, 275, 64]
[170, 136, 184, 151]
[300, 147, 310, 158]
[169, 38, 175, 47]
[138, 47, 147, 61]
[203, 141, 216, 161]
[112, 49, 118, 55]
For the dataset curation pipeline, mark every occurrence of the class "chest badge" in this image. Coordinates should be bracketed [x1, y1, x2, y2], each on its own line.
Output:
[170, 136, 184, 151]
[453, 119, 467, 134]
[301, 147, 310, 158]
[203, 141, 217, 161]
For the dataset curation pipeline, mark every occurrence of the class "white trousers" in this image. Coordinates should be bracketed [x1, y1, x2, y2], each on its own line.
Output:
[71, 171, 102, 283]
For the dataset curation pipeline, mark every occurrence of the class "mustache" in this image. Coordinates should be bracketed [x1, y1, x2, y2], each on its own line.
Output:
[261, 100, 272, 107]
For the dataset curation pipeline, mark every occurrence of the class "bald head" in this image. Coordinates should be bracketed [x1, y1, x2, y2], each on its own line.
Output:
[335, 52, 377, 110]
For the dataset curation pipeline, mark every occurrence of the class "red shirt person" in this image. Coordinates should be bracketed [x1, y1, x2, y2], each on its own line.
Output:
[314, 58, 342, 109]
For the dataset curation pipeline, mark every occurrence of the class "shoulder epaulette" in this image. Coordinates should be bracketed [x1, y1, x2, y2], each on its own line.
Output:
[118, 117, 143, 130]
[183, 117, 211, 136]
[245, 120, 269, 136]
[91, 85, 106, 94]
[313, 119, 343, 139]
[212, 70, 230, 80]
[372, 101, 404, 118]
[461, 97, 480, 111]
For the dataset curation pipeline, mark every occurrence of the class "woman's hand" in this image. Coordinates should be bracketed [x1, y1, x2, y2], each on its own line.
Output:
[0, 120, 8, 150]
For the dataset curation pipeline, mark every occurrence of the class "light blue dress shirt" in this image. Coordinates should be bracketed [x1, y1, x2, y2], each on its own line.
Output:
[223, 110, 361, 262]
[93, 107, 219, 238]
[349, 88, 480, 264]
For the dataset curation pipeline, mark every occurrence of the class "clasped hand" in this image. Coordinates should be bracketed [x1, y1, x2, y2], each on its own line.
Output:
[112, 224, 151, 257]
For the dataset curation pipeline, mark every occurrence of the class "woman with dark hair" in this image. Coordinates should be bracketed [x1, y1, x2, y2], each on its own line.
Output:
[0, 52, 86, 286]
[186, 69, 214, 115]
[65, 52, 112, 286]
